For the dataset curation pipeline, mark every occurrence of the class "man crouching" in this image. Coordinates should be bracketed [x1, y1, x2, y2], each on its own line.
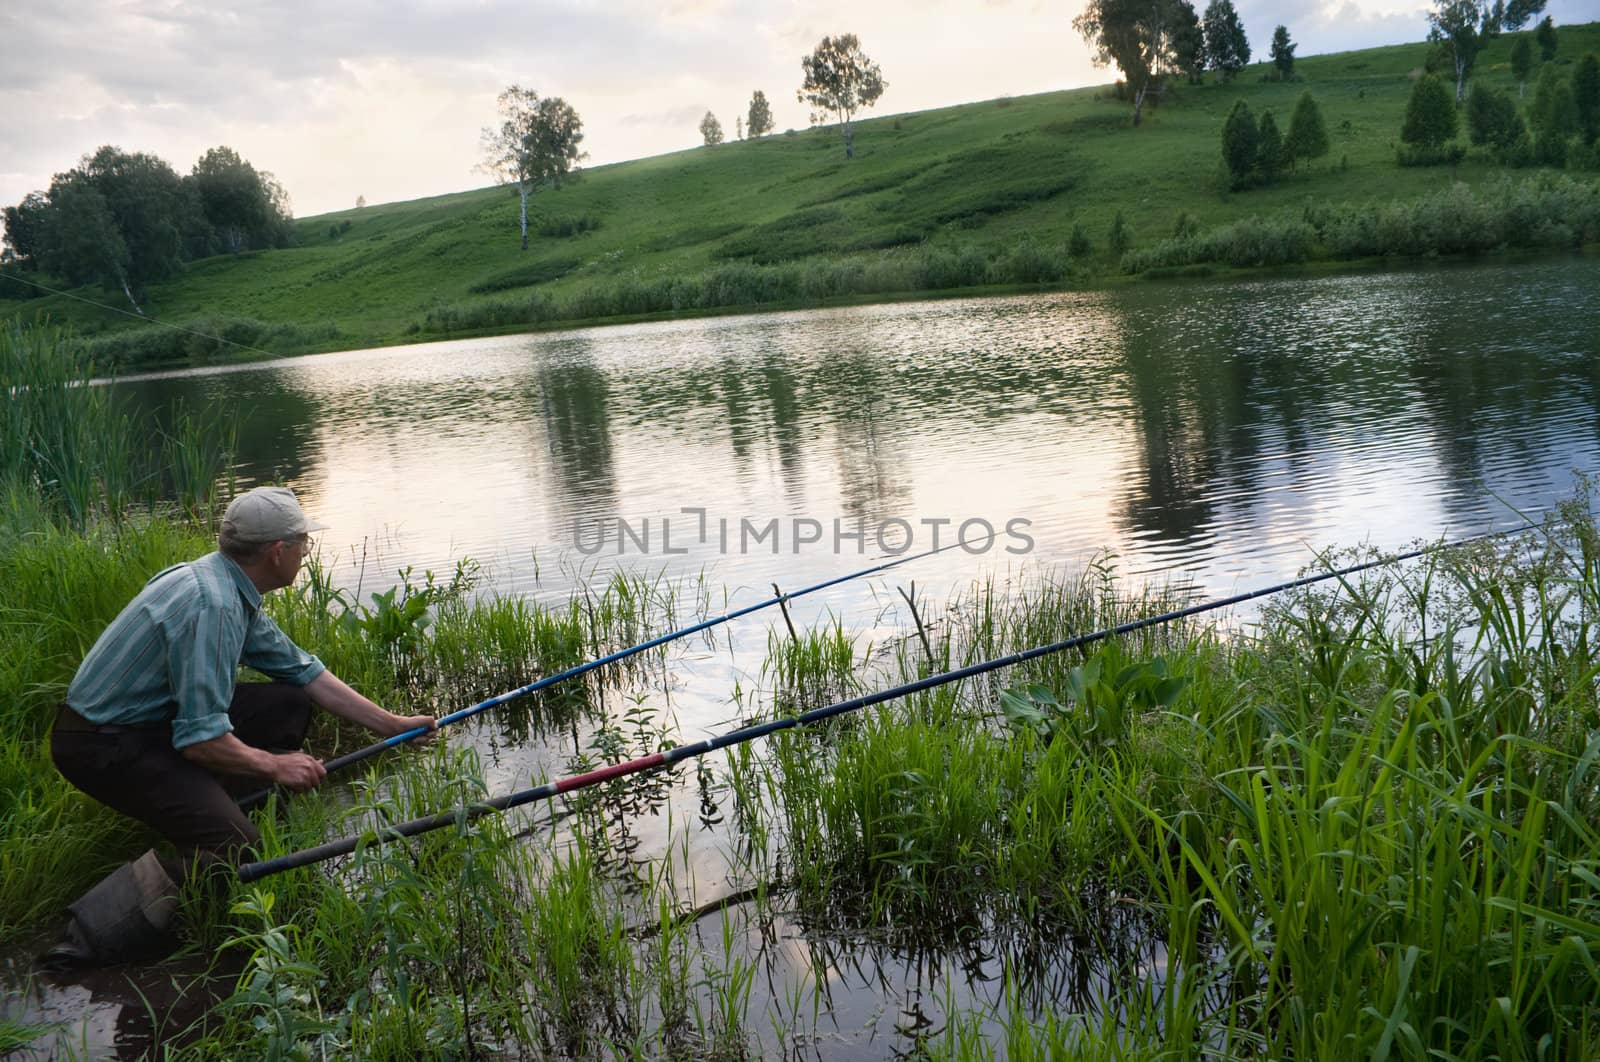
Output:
[44, 486, 435, 966]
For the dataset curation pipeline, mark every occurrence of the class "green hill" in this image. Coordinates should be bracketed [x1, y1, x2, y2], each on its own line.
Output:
[5, 23, 1599, 367]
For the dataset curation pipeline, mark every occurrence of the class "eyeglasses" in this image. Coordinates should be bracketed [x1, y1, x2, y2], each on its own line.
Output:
[280, 534, 314, 555]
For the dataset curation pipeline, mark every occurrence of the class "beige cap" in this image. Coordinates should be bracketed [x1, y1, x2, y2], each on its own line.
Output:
[220, 486, 327, 543]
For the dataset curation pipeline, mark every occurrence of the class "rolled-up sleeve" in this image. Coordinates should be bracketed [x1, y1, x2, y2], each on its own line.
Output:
[241, 613, 326, 687]
[166, 603, 237, 749]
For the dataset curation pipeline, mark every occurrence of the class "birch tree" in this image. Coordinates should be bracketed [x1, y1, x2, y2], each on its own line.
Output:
[480, 86, 586, 251]
[799, 34, 886, 159]
[1073, 0, 1183, 126]
[700, 111, 724, 146]
[1428, 0, 1546, 102]
[747, 90, 774, 138]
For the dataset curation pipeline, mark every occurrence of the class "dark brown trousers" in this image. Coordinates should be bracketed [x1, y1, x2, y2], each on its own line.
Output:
[50, 682, 313, 873]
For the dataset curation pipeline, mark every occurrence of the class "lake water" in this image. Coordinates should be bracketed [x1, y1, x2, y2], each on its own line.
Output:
[12, 258, 1600, 1056]
[117, 258, 1600, 615]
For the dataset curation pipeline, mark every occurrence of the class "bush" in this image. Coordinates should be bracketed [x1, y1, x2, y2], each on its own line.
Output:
[1222, 99, 1258, 189]
[1256, 110, 1285, 184]
[1121, 215, 1314, 273]
[1396, 142, 1466, 167]
[1467, 84, 1528, 156]
[989, 239, 1069, 285]
[1108, 211, 1132, 256]
[72, 317, 341, 369]
[1068, 222, 1092, 258]
[468, 256, 582, 294]
[537, 214, 600, 238]
[1286, 92, 1329, 171]
[1401, 73, 1458, 152]
[1125, 175, 1600, 271]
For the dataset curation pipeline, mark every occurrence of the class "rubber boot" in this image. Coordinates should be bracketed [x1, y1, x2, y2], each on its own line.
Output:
[44, 849, 181, 967]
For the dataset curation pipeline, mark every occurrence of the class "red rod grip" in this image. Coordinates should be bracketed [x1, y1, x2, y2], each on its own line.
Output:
[554, 752, 667, 793]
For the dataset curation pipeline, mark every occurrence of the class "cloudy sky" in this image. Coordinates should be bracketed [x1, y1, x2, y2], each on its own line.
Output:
[0, 0, 1588, 219]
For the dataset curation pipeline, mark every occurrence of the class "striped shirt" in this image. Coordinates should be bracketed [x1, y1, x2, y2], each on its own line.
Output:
[66, 551, 326, 749]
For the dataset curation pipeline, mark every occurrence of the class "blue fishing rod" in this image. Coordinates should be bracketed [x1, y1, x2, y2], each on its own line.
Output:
[239, 524, 1529, 882]
[239, 534, 983, 810]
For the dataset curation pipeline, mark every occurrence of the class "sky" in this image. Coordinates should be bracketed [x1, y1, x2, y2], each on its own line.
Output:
[0, 0, 1590, 220]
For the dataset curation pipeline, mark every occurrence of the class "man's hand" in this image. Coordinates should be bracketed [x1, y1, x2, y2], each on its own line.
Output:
[271, 751, 327, 791]
[388, 713, 438, 747]
[307, 672, 438, 748]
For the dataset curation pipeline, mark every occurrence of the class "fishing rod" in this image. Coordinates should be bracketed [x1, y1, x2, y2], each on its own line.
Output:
[239, 523, 1527, 882]
[238, 534, 985, 810]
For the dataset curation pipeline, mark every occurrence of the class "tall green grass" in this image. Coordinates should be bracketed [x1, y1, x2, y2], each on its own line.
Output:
[10, 313, 1600, 1056]
[1122, 173, 1600, 274]
[724, 507, 1600, 1057]
[0, 319, 235, 526]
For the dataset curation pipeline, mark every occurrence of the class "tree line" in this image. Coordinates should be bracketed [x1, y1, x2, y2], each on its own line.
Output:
[1400, 48, 1600, 168]
[2, 146, 293, 311]
[702, 89, 776, 147]
[700, 35, 884, 158]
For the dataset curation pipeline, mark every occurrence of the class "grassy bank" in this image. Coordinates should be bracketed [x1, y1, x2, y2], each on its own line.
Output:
[8, 502, 1600, 1058]
[4, 24, 1599, 369]
[5, 322, 1600, 1057]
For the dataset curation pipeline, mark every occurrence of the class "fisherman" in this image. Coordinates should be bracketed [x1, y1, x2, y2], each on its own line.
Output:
[43, 485, 436, 967]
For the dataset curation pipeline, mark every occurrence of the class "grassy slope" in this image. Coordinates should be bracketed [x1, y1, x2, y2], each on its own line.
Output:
[4, 23, 1598, 356]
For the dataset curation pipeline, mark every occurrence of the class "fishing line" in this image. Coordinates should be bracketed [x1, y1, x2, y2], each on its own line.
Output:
[0, 267, 285, 361]
[237, 532, 990, 810]
[239, 517, 1557, 883]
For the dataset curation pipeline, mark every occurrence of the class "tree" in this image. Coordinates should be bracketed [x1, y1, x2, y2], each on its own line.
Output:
[799, 34, 886, 159]
[747, 90, 774, 138]
[1069, 222, 1092, 258]
[480, 86, 585, 251]
[735, 115, 744, 140]
[76, 146, 205, 305]
[1574, 53, 1600, 146]
[190, 146, 292, 254]
[1221, 99, 1258, 188]
[700, 111, 724, 146]
[1286, 91, 1329, 170]
[1511, 36, 1534, 97]
[1530, 64, 1578, 164]
[356, 195, 367, 209]
[1, 192, 49, 268]
[1402, 72, 1460, 157]
[1466, 83, 1528, 158]
[1203, 0, 1250, 81]
[1108, 210, 1132, 256]
[1073, 0, 1184, 126]
[34, 175, 135, 308]
[1270, 25, 1296, 81]
[1535, 16, 1557, 61]
[1429, 0, 1546, 103]
[1172, 0, 1206, 83]
[1256, 110, 1285, 183]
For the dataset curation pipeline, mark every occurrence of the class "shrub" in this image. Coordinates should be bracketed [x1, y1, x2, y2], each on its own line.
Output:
[1256, 110, 1285, 184]
[1467, 84, 1526, 154]
[537, 214, 600, 238]
[1121, 215, 1314, 272]
[1108, 211, 1132, 256]
[1401, 74, 1458, 153]
[1222, 99, 1258, 189]
[989, 239, 1069, 285]
[468, 256, 582, 294]
[1286, 92, 1329, 172]
[1068, 222, 1092, 258]
[1531, 67, 1580, 166]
